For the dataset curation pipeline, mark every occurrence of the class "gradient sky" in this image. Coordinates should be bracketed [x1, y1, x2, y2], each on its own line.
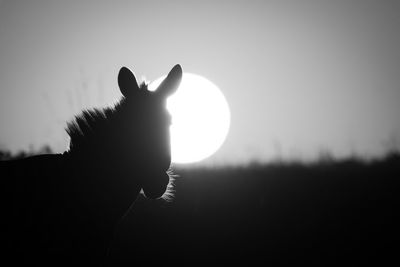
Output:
[0, 0, 399, 164]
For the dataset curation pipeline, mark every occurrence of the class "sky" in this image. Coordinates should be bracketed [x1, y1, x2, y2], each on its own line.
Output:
[0, 0, 399, 165]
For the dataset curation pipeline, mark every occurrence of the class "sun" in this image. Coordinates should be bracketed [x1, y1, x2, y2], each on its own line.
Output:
[149, 73, 230, 164]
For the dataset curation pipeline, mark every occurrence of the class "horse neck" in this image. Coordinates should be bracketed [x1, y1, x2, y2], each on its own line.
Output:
[63, 150, 142, 219]
[2, 151, 141, 224]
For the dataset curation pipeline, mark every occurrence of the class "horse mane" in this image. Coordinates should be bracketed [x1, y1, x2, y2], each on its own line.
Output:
[66, 107, 114, 152]
[66, 82, 148, 152]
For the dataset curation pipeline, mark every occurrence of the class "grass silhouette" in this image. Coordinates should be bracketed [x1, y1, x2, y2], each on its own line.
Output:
[1, 147, 398, 265]
[106, 152, 399, 265]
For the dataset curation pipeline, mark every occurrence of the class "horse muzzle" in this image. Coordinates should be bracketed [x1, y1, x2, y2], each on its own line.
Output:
[141, 172, 170, 199]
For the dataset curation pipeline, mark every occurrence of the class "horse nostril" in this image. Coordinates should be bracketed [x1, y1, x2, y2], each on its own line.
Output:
[158, 158, 171, 172]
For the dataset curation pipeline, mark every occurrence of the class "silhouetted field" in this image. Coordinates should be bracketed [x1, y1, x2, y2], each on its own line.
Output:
[108, 153, 399, 265]
[1, 150, 399, 265]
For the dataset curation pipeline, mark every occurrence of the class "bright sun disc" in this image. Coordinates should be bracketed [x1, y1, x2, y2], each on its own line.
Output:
[149, 73, 230, 164]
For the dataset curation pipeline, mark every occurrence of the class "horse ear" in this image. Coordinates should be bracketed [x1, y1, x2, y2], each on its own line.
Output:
[118, 67, 140, 97]
[156, 64, 182, 99]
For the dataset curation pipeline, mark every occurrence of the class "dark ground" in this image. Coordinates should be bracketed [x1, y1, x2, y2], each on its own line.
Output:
[1, 150, 399, 266]
[109, 153, 399, 266]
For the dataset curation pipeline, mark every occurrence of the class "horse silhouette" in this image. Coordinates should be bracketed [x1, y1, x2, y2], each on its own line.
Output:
[0, 64, 182, 265]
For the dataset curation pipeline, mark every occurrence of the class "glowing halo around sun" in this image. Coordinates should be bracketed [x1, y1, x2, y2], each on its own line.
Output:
[149, 73, 230, 164]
